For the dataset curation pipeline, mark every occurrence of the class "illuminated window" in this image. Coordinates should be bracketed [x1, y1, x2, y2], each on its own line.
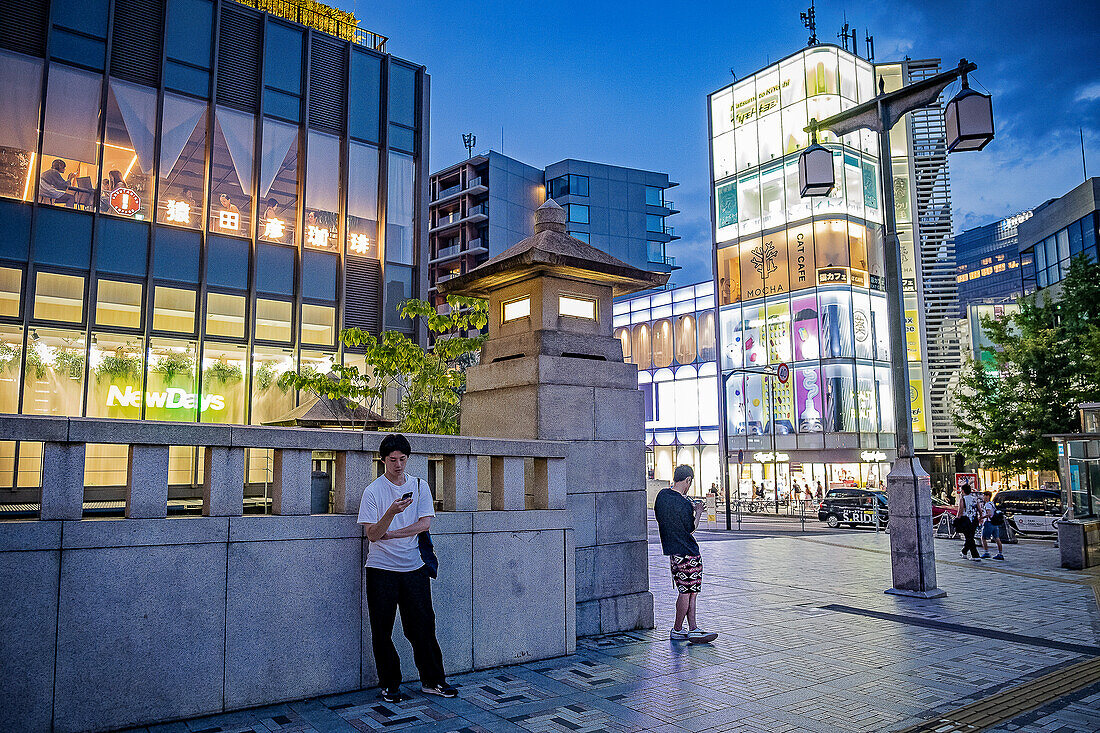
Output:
[304, 131, 340, 250]
[209, 107, 254, 236]
[347, 142, 379, 258]
[256, 298, 292, 342]
[39, 65, 102, 212]
[258, 118, 299, 245]
[205, 292, 245, 339]
[200, 342, 247, 425]
[158, 94, 207, 228]
[95, 279, 143, 329]
[101, 80, 156, 220]
[146, 338, 198, 423]
[653, 318, 673, 368]
[559, 295, 596, 321]
[250, 346, 295, 426]
[0, 267, 21, 318]
[502, 296, 530, 323]
[152, 285, 196, 333]
[301, 303, 335, 345]
[632, 325, 652, 369]
[22, 328, 86, 416]
[0, 50, 44, 202]
[87, 332, 144, 420]
[615, 327, 632, 363]
[34, 272, 85, 323]
[387, 151, 415, 264]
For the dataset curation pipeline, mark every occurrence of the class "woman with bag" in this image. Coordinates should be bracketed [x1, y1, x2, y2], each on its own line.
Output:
[956, 483, 982, 561]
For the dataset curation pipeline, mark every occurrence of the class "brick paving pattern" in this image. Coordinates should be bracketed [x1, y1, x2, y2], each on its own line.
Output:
[121, 521, 1100, 733]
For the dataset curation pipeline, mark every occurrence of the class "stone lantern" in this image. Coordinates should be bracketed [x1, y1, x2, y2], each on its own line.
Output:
[440, 199, 668, 634]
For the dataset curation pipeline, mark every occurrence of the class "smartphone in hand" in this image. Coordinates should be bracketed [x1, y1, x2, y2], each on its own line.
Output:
[401, 491, 413, 500]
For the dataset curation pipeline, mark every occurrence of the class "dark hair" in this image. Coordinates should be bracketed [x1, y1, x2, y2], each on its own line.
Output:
[378, 433, 412, 458]
[267, 197, 277, 207]
[961, 484, 972, 494]
[673, 464, 694, 483]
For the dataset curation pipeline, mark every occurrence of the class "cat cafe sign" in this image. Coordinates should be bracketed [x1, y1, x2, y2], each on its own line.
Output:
[106, 384, 225, 412]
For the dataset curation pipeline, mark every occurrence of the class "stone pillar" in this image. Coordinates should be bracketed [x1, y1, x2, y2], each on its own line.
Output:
[40, 442, 85, 520]
[203, 447, 245, 517]
[271, 449, 312, 515]
[886, 458, 946, 598]
[443, 200, 668, 635]
[125, 444, 170, 519]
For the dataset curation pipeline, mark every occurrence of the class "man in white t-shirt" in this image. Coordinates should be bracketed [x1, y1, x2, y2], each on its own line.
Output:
[358, 434, 456, 703]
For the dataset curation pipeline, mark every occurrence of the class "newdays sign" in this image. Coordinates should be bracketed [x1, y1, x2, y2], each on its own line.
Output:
[107, 384, 225, 412]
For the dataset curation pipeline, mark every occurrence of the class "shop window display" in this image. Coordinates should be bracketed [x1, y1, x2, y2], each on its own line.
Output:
[823, 363, 856, 432]
[856, 364, 877, 433]
[201, 342, 247, 425]
[818, 290, 855, 359]
[39, 65, 102, 211]
[22, 328, 86, 416]
[86, 333, 144, 420]
[851, 291, 874, 360]
[209, 108, 254, 237]
[675, 315, 696, 365]
[101, 80, 156, 221]
[250, 346, 295, 426]
[146, 338, 199, 422]
[719, 304, 742, 370]
[0, 325, 25, 414]
[0, 51, 44, 201]
[158, 94, 207, 229]
[258, 119, 299, 245]
[716, 245, 739, 304]
[765, 298, 792, 364]
[790, 293, 819, 362]
[794, 365, 823, 432]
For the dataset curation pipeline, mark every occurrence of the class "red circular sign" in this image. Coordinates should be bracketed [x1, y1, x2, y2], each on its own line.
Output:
[776, 363, 790, 384]
[110, 187, 140, 216]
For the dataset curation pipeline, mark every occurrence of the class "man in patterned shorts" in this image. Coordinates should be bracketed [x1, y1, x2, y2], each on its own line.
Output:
[653, 464, 718, 643]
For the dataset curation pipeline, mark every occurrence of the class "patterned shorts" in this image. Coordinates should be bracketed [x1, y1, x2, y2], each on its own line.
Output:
[670, 554, 703, 593]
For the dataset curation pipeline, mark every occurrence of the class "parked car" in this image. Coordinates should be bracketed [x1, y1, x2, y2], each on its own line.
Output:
[993, 489, 1063, 534]
[817, 488, 889, 528]
[932, 497, 958, 521]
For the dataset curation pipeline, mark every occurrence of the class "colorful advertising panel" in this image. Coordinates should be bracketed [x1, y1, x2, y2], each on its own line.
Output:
[795, 365, 823, 432]
[791, 294, 819, 362]
[910, 377, 926, 433]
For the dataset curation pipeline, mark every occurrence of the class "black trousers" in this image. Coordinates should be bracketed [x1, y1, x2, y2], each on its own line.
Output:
[366, 567, 446, 689]
[958, 516, 980, 558]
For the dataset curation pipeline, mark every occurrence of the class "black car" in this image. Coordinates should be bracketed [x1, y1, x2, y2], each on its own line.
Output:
[817, 488, 889, 528]
[993, 489, 1063, 534]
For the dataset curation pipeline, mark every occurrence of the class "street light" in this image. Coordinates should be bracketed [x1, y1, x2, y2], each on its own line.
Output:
[798, 121, 835, 197]
[797, 58, 993, 599]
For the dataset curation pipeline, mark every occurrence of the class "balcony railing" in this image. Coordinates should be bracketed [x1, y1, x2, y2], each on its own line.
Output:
[434, 182, 462, 201]
[232, 0, 387, 52]
[434, 211, 461, 228]
[466, 203, 488, 218]
[467, 176, 484, 189]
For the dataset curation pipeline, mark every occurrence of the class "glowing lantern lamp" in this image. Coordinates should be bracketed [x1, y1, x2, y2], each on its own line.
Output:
[798, 120, 834, 197]
[945, 73, 994, 152]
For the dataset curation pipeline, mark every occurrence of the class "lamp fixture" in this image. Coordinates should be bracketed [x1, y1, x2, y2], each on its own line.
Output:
[945, 64, 995, 152]
[798, 120, 835, 197]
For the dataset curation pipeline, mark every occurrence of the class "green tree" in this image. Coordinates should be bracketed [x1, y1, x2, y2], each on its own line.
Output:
[954, 254, 1100, 472]
[279, 295, 488, 435]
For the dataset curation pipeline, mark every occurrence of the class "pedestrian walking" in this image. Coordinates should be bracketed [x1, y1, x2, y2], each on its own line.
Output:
[654, 465, 718, 644]
[956, 483, 981, 561]
[358, 434, 457, 703]
[815, 481, 823, 500]
[980, 490, 1005, 560]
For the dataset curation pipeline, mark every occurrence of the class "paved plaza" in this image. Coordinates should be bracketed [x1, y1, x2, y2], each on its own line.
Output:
[121, 522, 1100, 733]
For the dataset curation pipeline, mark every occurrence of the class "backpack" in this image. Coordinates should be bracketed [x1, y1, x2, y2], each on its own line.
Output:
[991, 507, 1006, 526]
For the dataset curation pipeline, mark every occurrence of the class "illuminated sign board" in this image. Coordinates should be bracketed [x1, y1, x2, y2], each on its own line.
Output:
[753, 451, 790, 462]
[165, 199, 190, 224]
[860, 451, 887, 462]
[107, 384, 224, 412]
[110, 188, 140, 216]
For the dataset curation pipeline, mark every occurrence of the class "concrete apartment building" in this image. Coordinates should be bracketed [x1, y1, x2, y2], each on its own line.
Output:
[427, 152, 679, 306]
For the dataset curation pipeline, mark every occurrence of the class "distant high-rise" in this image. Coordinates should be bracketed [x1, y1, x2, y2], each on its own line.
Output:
[953, 211, 1034, 312]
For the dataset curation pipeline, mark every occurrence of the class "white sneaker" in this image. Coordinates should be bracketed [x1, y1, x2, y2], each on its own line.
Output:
[670, 628, 689, 641]
[687, 628, 718, 643]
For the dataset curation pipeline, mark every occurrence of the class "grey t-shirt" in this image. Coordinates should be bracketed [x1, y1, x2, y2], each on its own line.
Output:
[357, 473, 435, 572]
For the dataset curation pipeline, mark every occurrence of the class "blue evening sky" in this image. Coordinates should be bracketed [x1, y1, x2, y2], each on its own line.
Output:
[354, 0, 1100, 287]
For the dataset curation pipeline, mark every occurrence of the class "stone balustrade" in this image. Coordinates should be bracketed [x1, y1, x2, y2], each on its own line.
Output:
[0, 416, 573, 733]
[0, 415, 567, 519]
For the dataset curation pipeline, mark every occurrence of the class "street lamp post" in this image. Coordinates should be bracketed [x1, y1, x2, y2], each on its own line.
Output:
[799, 59, 993, 598]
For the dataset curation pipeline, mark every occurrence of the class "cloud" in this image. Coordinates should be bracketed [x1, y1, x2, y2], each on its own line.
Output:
[1076, 81, 1100, 103]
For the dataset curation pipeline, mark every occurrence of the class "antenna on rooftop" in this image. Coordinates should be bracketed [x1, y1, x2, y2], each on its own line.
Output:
[800, 0, 818, 46]
[838, 17, 857, 54]
[865, 33, 875, 62]
[462, 133, 476, 159]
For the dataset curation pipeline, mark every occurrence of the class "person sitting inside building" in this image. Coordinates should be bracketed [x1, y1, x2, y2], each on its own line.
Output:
[39, 159, 74, 204]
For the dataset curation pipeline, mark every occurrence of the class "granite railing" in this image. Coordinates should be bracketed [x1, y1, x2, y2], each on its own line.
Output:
[0, 415, 573, 733]
[0, 415, 567, 519]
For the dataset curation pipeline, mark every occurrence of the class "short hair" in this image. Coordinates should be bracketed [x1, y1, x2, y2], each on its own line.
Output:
[961, 484, 972, 494]
[379, 433, 412, 458]
[267, 197, 278, 207]
[51, 159, 65, 172]
[673, 464, 694, 483]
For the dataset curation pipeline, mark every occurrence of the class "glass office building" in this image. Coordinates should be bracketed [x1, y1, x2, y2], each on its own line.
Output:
[0, 0, 427, 499]
[707, 46, 922, 498]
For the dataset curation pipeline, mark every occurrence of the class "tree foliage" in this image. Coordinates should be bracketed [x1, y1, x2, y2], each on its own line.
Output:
[279, 295, 488, 435]
[954, 255, 1100, 473]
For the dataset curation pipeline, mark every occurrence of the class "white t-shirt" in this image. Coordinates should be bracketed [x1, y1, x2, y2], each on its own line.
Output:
[357, 473, 435, 572]
[982, 500, 996, 524]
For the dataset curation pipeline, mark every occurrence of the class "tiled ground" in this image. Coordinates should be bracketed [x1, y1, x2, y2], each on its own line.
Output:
[124, 522, 1100, 733]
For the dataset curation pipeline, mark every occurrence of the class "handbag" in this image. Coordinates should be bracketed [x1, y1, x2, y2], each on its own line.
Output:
[416, 479, 439, 579]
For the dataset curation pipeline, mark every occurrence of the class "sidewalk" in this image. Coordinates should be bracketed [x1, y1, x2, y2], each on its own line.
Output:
[124, 528, 1100, 733]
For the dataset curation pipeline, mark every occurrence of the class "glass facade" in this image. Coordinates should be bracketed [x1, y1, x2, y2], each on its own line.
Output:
[1024, 211, 1099, 291]
[707, 46, 904, 500]
[0, 5, 426, 499]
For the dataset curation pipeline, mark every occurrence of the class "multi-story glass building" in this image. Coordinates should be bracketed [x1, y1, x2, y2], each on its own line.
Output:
[0, 0, 427, 500]
[954, 212, 1033, 312]
[707, 46, 960, 497]
[427, 152, 678, 307]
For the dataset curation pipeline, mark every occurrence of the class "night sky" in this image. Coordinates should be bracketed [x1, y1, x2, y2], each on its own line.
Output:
[353, 0, 1100, 287]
